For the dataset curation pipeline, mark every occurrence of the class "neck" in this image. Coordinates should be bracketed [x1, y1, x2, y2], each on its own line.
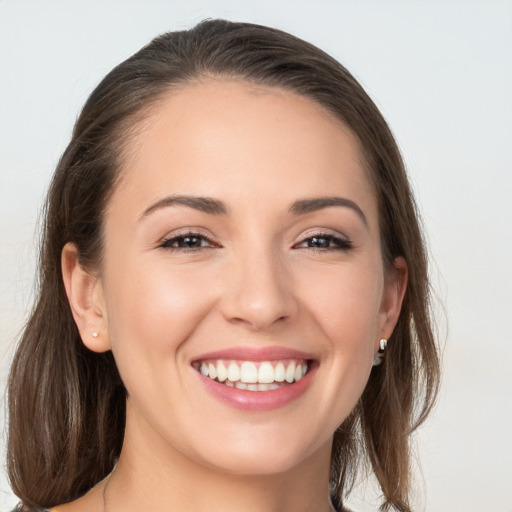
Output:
[103, 401, 336, 512]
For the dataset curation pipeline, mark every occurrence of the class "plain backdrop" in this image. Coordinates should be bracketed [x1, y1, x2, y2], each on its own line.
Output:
[0, 1, 511, 511]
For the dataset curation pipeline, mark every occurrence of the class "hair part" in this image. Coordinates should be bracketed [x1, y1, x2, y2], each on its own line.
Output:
[8, 19, 439, 511]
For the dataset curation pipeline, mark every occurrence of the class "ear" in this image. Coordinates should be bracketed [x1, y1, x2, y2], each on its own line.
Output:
[377, 256, 408, 348]
[61, 242, 111, 353]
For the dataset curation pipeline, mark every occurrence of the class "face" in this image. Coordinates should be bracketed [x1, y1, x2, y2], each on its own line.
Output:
[81, 80, 405, 476]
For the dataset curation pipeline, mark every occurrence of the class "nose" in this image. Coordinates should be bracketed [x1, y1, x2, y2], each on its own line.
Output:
[219, 246, 298, 331]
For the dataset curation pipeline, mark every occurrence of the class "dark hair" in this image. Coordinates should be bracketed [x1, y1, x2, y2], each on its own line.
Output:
[8, 19, 439, 512]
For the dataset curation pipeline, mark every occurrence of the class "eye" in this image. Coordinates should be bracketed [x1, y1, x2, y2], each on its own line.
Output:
[295, 233, 352, 251]
[159, 232, 218, 252]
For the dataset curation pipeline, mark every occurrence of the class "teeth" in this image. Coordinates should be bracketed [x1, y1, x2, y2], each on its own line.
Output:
[197, 358, 309, 390]
[285, 362, 296, 383]
[258, 362, 275, 383]
[227, 363, 240, 382]
[240, 361, 258, 383]
[274, 362, 285, 382]
[217, 361, 227, 382]
[208, 363, 217, 380]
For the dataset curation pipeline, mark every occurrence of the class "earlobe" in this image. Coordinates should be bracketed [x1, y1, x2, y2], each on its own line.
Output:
[61, 242, 111, 353]
[378, 256, 408, 341]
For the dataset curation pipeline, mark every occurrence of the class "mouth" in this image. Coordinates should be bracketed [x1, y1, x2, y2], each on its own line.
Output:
[191, 346, 317, 410]
[192, 359, 310, 392]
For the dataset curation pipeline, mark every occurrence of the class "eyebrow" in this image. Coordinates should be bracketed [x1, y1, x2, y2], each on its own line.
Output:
[290, 196, 367, 226]
[140, 195, 229, 219]
[140, 194, 367, 226]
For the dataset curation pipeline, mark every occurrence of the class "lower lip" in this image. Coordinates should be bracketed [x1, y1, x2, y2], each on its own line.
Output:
[195, 366, 316, 411]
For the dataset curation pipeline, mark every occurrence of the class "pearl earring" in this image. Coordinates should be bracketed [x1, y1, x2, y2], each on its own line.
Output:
[92, 332, 99, 338]
[372, 338, 387, 366]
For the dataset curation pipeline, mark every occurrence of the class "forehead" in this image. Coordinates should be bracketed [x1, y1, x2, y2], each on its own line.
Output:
[111, 79, 378, 226]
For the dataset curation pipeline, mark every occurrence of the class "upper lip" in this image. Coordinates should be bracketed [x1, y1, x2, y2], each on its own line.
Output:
[191, 345, 316, 363]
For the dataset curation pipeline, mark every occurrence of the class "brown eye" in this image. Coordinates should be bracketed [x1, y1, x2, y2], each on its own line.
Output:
[175, 235, 203, 248]
[160, 232, 217, 251]
[308, 236, 331, 248]
[296, 233, 352, 251]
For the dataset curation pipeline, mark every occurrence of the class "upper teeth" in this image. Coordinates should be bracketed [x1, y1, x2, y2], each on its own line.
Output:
[197, 359, 308, 384]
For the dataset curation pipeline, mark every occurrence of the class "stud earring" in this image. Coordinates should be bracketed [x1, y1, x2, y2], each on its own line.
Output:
[92, 332, 99, 338]
[372, 338, 387, 366]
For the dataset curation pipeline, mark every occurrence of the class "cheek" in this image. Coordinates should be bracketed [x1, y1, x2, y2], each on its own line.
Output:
[298, 262, 384, 348]
[103, 257, 217, 359]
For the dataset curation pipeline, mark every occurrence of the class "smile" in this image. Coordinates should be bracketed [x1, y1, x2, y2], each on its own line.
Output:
[191, 347, 316, 410]
[194, 359, 309, 391]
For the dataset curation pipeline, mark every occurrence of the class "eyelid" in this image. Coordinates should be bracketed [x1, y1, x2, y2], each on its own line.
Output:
[156, 228, 352, 252]
[293, 229, 353, 250]
[158, 229, 221, 251]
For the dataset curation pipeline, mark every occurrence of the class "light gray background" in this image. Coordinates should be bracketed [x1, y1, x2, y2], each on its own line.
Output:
[1, 1, 511, 511]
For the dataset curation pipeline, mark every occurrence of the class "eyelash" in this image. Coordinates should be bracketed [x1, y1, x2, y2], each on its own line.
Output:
[294, 232, 353, 252]
[159, 231, 352, 253]
[159, 232, 218, 252]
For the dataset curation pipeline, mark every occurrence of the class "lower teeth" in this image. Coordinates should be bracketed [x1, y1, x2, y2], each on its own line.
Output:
[223, 380, 283, 391]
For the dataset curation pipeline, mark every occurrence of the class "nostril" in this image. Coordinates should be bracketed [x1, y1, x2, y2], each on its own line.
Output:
[227, 313, 290, 331]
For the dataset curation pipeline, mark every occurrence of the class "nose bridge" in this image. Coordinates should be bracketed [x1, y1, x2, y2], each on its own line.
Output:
[221, 237, 296, 330]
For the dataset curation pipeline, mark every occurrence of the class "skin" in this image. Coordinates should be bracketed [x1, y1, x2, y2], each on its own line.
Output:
[59, 80, 407, 512]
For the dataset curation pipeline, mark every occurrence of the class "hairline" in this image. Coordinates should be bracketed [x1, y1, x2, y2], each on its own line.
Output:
[105, 73, 381, 243]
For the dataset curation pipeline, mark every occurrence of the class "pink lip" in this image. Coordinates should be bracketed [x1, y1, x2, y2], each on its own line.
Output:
[192, 345, 316, 363]
[196, 367, 316, 411]
[191, 346, 318, 412]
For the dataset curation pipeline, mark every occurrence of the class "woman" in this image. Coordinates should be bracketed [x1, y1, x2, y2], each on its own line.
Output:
[7, 19, 439, 512]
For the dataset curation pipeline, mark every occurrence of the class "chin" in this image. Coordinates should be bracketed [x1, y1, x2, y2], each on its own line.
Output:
[187, 425, 331, 477]
[202, 450, 313, 477]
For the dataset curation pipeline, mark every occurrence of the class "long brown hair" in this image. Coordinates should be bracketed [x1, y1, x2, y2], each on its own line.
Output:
[7, 19, 440, 511]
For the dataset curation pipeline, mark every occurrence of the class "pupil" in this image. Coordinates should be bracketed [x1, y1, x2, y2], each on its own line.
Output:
[310, 237, 328, 247]
[179, 236, 201, 247]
